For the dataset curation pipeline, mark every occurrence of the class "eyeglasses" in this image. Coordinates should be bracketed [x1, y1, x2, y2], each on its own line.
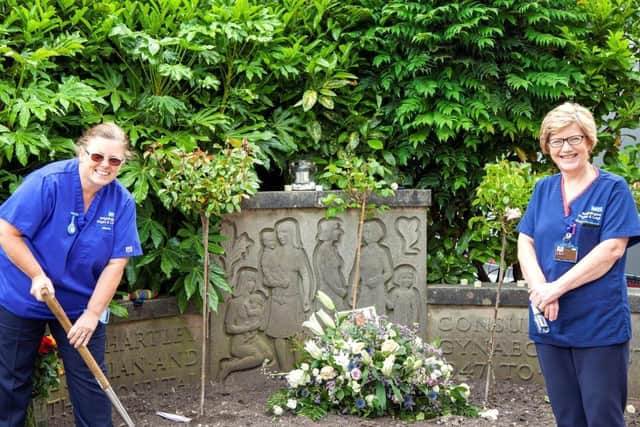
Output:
[84, 149, 124, 167]
[548, 135, 585, 148]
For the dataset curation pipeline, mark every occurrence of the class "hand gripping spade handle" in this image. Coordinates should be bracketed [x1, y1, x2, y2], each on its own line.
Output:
[40, 288, 135, 427]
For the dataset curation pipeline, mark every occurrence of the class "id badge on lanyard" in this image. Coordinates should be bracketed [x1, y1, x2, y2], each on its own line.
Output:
[554, 223, 577, 263]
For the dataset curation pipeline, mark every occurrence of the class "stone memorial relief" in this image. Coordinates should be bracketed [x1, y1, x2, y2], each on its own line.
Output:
[215, 198, 430, 379]
[216, 219, 254, 284]
[219, 267, 275, 381]
[260, 218, 315, 370]
[348, 219, 393, 315]
[395, 216, 421, 255]
[313, 218, 348, 311]
[386, 264, 423, 325]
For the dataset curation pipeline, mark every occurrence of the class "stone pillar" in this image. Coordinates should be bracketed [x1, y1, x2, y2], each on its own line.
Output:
[212, 189, 431, 378]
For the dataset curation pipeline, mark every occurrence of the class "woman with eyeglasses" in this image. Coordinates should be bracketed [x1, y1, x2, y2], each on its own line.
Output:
[0, 123, 142, 426]
[517, 103, 640, 427]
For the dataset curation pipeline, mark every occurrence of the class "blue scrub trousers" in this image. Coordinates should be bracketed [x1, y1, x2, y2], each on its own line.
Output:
[0, 305, 112, 427]
[536, 341, 629, 427]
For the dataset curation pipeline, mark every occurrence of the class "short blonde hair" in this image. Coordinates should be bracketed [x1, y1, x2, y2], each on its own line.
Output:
[75, 122, 132, 159]
[539, 102, 597, 154]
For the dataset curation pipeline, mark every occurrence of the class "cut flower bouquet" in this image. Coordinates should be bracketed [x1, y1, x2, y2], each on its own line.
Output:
[267, 291, 478, 421]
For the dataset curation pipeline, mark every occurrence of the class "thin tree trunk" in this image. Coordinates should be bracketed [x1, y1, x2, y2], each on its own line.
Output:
[483, 229, 507, 404]
[350, 196, 367, 311]
[199, 213, 210, 416]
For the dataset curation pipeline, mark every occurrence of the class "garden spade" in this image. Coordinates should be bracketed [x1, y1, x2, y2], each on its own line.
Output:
[40, 288, 135, 427]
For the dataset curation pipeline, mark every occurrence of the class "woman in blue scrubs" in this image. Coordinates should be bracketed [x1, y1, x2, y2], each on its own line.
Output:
[0, 123, 142, 426]
[518, 103, 640, 427]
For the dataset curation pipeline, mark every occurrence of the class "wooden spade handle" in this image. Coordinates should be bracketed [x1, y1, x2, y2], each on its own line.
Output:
[40, 288, 111, 390]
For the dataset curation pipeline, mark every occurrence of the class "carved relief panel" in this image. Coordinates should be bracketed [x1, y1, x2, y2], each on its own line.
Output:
[212, 190, 430, 377]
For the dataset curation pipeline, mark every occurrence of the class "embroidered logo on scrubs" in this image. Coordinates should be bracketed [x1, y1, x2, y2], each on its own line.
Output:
[576, 205, 602, 226]
[125, 246, 133, 253]
[97, 212, 115, 230]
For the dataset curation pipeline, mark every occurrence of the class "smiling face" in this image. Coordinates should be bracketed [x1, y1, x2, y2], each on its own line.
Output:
[547, 122, 593, 176]
[79, 136, 126, 191]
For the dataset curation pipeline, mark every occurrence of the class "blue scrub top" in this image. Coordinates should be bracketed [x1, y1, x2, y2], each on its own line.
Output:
[0, 159, 142, 319]
[518, 169, 640, 347]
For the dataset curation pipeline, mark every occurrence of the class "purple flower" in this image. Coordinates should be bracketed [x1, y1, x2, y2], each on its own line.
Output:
[355, 398, 366, 409]
[350, 368, 362, 380]
[428, 391, 438, 401]
[403, 395, 415, 410]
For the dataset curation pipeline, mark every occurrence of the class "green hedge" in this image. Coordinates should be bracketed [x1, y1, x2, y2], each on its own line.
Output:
[1, 0, 638, 299]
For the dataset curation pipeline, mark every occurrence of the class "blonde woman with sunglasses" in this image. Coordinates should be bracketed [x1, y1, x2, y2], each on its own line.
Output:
[0, 123, 142, 426]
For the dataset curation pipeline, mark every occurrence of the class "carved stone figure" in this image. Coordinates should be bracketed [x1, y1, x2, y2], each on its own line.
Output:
[216, 220, 254, 284]
[349, 219, 393, 314]
[395, 216, 421, 255]
[386, 264, 421, 325]
[219, 268, 274, 381]
[261, 219, 314, 370]
[313, 218, 347, 310]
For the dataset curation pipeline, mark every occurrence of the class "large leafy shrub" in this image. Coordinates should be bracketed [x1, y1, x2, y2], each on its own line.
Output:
[1, 0, 638, 297]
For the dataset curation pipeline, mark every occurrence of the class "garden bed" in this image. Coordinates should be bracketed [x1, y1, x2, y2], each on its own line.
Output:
[114, 371, 639, 426]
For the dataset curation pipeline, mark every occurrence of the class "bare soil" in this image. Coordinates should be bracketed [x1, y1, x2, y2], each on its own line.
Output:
[110, 370, 639, 427]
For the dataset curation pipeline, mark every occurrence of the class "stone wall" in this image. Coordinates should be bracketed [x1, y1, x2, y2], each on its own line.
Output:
[426, 283, 640, 399]
[46, 299, 201, 423]
[44, 284, 640, 422]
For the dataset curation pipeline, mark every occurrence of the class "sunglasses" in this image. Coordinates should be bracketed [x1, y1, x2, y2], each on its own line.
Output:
[84, 149, 124, 167]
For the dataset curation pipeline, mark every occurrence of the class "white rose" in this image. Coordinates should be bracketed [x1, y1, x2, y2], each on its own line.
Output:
[350, 341, 365, 354]
[319, 365, 337, 380]
[381, 355, 395, 377]
[286, 399, 297, 409]
[365, 394, 376, 406]
[286, 369, 308, 388]
[390, 182, 399, 191]
[273, 405, 283, 416]
[381, 339, 400, 354]
[350, 380, 361, 393]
